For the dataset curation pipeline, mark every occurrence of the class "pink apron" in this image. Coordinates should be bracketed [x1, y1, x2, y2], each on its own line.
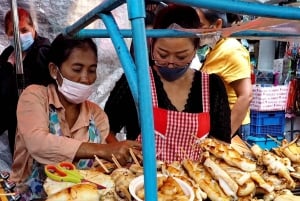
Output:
[138, 69, 210, 163]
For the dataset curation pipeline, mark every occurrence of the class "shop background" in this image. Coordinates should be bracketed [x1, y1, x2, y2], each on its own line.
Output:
[254, 40, 300, 139]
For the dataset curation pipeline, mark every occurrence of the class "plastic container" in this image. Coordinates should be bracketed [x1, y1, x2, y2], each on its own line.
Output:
[247, 136, 283, 150]
[250, 110, 285, 138]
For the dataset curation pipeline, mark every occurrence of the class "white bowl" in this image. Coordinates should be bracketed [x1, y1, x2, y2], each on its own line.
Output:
[129, 174, 195, 201]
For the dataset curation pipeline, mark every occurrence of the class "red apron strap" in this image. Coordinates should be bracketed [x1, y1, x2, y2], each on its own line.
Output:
[149, 68, 158, 107]
[201, 72, 210, 112]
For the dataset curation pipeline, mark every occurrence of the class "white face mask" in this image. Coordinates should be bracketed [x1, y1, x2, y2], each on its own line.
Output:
[56, 70, 95, 104]
[198, 32, 221, 49]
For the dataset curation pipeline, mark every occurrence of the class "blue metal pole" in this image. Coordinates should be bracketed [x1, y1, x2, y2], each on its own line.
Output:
[75, 28, 198, 38]
[98, 12, 138, 103]
[154, 0, 300, 20]
[63, 0, 126, 37]
[231, 30, 300, 38]
[127, 0, 157, 201]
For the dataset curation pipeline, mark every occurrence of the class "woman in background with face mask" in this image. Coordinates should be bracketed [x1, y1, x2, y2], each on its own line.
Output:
[104, 4, 231, 163]
[1, 7, 52, 86]
[10, 34, 141, 200]
[0, 7, 52, 168]
[195, 8, 252, 141]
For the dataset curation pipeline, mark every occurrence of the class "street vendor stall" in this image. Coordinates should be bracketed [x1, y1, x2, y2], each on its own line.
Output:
[64, 0, 300, 199]
[2, 0, 300, 200]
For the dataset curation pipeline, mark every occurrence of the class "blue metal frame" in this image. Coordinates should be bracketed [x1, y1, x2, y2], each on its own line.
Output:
[63, 1, 300, 201]
[156, 0, 300, 20]
[127, 0, 157, 200]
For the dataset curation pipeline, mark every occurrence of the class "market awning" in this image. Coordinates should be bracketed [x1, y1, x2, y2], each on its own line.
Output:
[208, 17, 300, 41]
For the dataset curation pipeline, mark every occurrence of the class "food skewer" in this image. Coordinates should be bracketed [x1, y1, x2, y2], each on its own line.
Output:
[175, 148, 184, 161]
[190, 133, 202, 144]
[94, 154, 110, 173]
[129, 148, 141, 167]
[111, 154, 122, 168]
[244, 140, 252, 148]
[156, 148, 162, 157]
[230, 135, 254, 157]
[180, 147, 189, 159]
[267, 134, 281, 145]
[0, 192, 16, 196]
[281, 134, 300, 149]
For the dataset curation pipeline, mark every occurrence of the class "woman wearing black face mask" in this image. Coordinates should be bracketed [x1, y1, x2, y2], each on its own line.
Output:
[105, 4, 231, 163]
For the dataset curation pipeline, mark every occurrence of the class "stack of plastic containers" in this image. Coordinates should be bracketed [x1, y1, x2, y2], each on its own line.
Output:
[248, 84, 289, 149]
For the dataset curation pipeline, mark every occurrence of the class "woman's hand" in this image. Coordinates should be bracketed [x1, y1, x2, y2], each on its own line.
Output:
[106, 140, 141, 166]
[76, 140, 141, 166]
[93, 140, 141, 166]
[7, 51, 26, 65]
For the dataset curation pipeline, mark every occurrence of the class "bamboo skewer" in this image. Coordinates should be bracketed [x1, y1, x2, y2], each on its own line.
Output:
[281, 134, 300, 150]
[189, 133, 206, 154]
[129, 148, 141, 167]
[267, 134, 281, 145]
[111, 154, 122, 168]
[243, 140, 252, 148]
[94, 155, 109, 173]
[180, 147, 189, 159]
[156, 149, 162, 157]
[0, 192, 16, 196]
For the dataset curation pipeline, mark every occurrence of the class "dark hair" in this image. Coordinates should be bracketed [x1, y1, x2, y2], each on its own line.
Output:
[49, 34, 98, 68]
[4, 7, 34, 34]
[226, 13, 242, 25]
[199, 9, 228, 28]
[153, 4, 200, 29]
[152, 4, 200, 48]
[145, 1, 168, 26]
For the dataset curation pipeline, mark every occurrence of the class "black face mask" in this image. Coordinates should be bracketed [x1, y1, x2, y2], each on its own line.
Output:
[157, 64, 190, 81]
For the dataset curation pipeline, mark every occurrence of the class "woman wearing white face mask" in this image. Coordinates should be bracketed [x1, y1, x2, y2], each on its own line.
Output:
[10, 34, 141, 201]
[0, 7, 52, 164]
[195, 8, 252, 141]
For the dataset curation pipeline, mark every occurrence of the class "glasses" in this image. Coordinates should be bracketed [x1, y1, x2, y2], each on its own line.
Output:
[151, 52, 195, 68]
